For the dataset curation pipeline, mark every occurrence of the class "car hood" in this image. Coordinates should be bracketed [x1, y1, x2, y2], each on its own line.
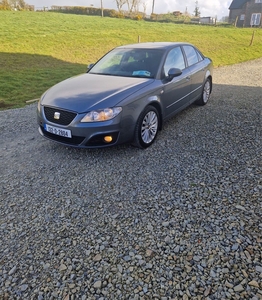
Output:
[41, 73, 154, 113]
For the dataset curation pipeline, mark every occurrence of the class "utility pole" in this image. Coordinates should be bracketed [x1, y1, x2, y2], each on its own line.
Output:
[100, 0, 104, 17]
[152, 0, 155, 14]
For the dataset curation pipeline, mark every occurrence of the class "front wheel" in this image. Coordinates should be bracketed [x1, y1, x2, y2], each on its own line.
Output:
[195, 78, 211, 106]
[132, 106, 159, 149]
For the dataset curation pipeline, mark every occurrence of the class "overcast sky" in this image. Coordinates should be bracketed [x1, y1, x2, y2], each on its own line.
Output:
[32, 0, 233, 19]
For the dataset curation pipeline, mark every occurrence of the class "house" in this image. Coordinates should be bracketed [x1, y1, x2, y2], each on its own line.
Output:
[229, 0, 262, 27]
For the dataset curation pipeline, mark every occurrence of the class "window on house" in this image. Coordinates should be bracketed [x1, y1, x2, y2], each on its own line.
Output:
[250, 13, 261, 26]
[240, 14, 245, 20]
[255, 0, 262, 3]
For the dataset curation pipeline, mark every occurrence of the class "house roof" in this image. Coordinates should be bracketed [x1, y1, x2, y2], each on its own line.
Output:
[229, 0, 249, 9]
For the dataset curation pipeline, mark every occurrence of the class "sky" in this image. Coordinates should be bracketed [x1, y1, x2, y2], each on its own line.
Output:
[32, 0, 233, 20]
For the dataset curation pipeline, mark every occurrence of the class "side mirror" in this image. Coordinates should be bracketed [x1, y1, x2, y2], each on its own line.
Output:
[167, 68, 182, 81]
[87, 63, 94, 72]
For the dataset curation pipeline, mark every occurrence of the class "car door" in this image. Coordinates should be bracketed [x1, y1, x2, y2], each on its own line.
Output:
[161, 46, 191, 119]
[182, 45, 207, 103]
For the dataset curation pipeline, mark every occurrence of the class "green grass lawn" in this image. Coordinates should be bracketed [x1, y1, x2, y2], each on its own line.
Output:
[0, 11, 261, 109]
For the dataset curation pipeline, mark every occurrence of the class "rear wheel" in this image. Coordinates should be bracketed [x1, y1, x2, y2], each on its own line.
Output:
[195, 78, 211, 106]
[133, 106, 159, 149]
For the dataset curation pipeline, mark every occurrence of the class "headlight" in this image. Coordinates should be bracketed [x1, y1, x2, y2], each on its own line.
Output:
[81, 107, 122, 122]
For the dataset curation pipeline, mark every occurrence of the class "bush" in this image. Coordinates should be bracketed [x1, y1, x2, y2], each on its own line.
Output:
[109, 10, 124, 18]
[50, 6, 117, 17]
[0, 0, 11, 10]
[132, 14, 143, 20]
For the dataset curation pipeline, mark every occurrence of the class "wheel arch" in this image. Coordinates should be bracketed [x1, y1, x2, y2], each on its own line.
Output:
[205, 71, 213, 93]
[146, 101, 163, 131]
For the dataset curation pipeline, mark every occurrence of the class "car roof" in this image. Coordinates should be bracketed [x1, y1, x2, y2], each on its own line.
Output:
[116, 42, 193, 50]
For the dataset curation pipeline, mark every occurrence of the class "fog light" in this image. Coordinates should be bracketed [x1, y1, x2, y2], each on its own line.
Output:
[104, 136, 113, 143]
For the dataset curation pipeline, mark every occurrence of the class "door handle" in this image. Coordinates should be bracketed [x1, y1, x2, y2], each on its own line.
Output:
[186, 76, 191, 80]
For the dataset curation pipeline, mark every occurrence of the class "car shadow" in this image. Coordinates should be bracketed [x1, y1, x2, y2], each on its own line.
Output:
[0, 52, 86, 109]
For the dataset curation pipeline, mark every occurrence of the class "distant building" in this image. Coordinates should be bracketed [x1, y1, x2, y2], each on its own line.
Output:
[190, 17, 216, 24]
[229, 0, 262, 27]
[200, 17, 216, 24]
[172, 11, 182, 17]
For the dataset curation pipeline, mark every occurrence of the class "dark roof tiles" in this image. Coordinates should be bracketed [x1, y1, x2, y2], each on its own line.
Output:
[229, 0, 249, 9]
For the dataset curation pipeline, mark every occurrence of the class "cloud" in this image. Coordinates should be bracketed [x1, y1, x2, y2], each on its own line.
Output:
[153, 0, 231, 18]
[31, 0, 232, 19]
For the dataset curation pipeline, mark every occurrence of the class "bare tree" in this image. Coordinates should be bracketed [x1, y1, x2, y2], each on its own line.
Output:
[126, 0, 141, 13]
[142, 1, 147, 14]
[115, 0, 126, 12]
[133, 0, 141, 12]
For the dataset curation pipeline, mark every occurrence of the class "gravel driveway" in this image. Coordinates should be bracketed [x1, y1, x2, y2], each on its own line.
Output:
[0, 58, 261, 300]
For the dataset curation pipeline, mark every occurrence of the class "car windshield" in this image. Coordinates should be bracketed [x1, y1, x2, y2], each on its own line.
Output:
[89, 48, 164, 79]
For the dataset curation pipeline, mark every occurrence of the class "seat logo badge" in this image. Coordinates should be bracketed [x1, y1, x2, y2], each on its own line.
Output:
[54, 112, 60, 120]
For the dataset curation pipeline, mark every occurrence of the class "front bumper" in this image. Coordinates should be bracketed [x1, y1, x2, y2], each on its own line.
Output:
[37, 106, 134, 148]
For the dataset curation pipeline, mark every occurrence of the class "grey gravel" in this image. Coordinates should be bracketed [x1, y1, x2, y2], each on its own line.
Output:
[0, 58, 262, 300]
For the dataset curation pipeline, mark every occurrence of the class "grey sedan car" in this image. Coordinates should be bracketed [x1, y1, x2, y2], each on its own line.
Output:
[37, 42, 213, 148]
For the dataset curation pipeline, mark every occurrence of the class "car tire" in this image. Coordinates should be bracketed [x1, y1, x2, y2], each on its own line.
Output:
[133, 105, 159, 149]
[195, 78, 211, 106]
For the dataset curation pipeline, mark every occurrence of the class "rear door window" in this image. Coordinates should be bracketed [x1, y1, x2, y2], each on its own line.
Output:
[183, 45, 200, 66]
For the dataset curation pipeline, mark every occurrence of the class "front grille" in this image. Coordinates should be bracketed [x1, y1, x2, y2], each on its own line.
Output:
[44, 107, 77, 125]
[41, 126, 85, 145]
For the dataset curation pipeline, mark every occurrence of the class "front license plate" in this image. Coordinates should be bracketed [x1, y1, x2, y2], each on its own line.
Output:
[44, 124, 72, 138]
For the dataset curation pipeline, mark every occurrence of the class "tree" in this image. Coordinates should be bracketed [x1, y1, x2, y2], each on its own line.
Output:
[133, 0, 141, 12]
[194, 1, 200, 17]
[115, 0, 126, 12]
[126, 0, 141, 13]
[0, 0, 31, 10]
[114, 0, 142, 14]
[0, 0, 11, 10]
[221, 16, 229, 23]
[142, 1, 147, 14]
[17, 0, 27, 9]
